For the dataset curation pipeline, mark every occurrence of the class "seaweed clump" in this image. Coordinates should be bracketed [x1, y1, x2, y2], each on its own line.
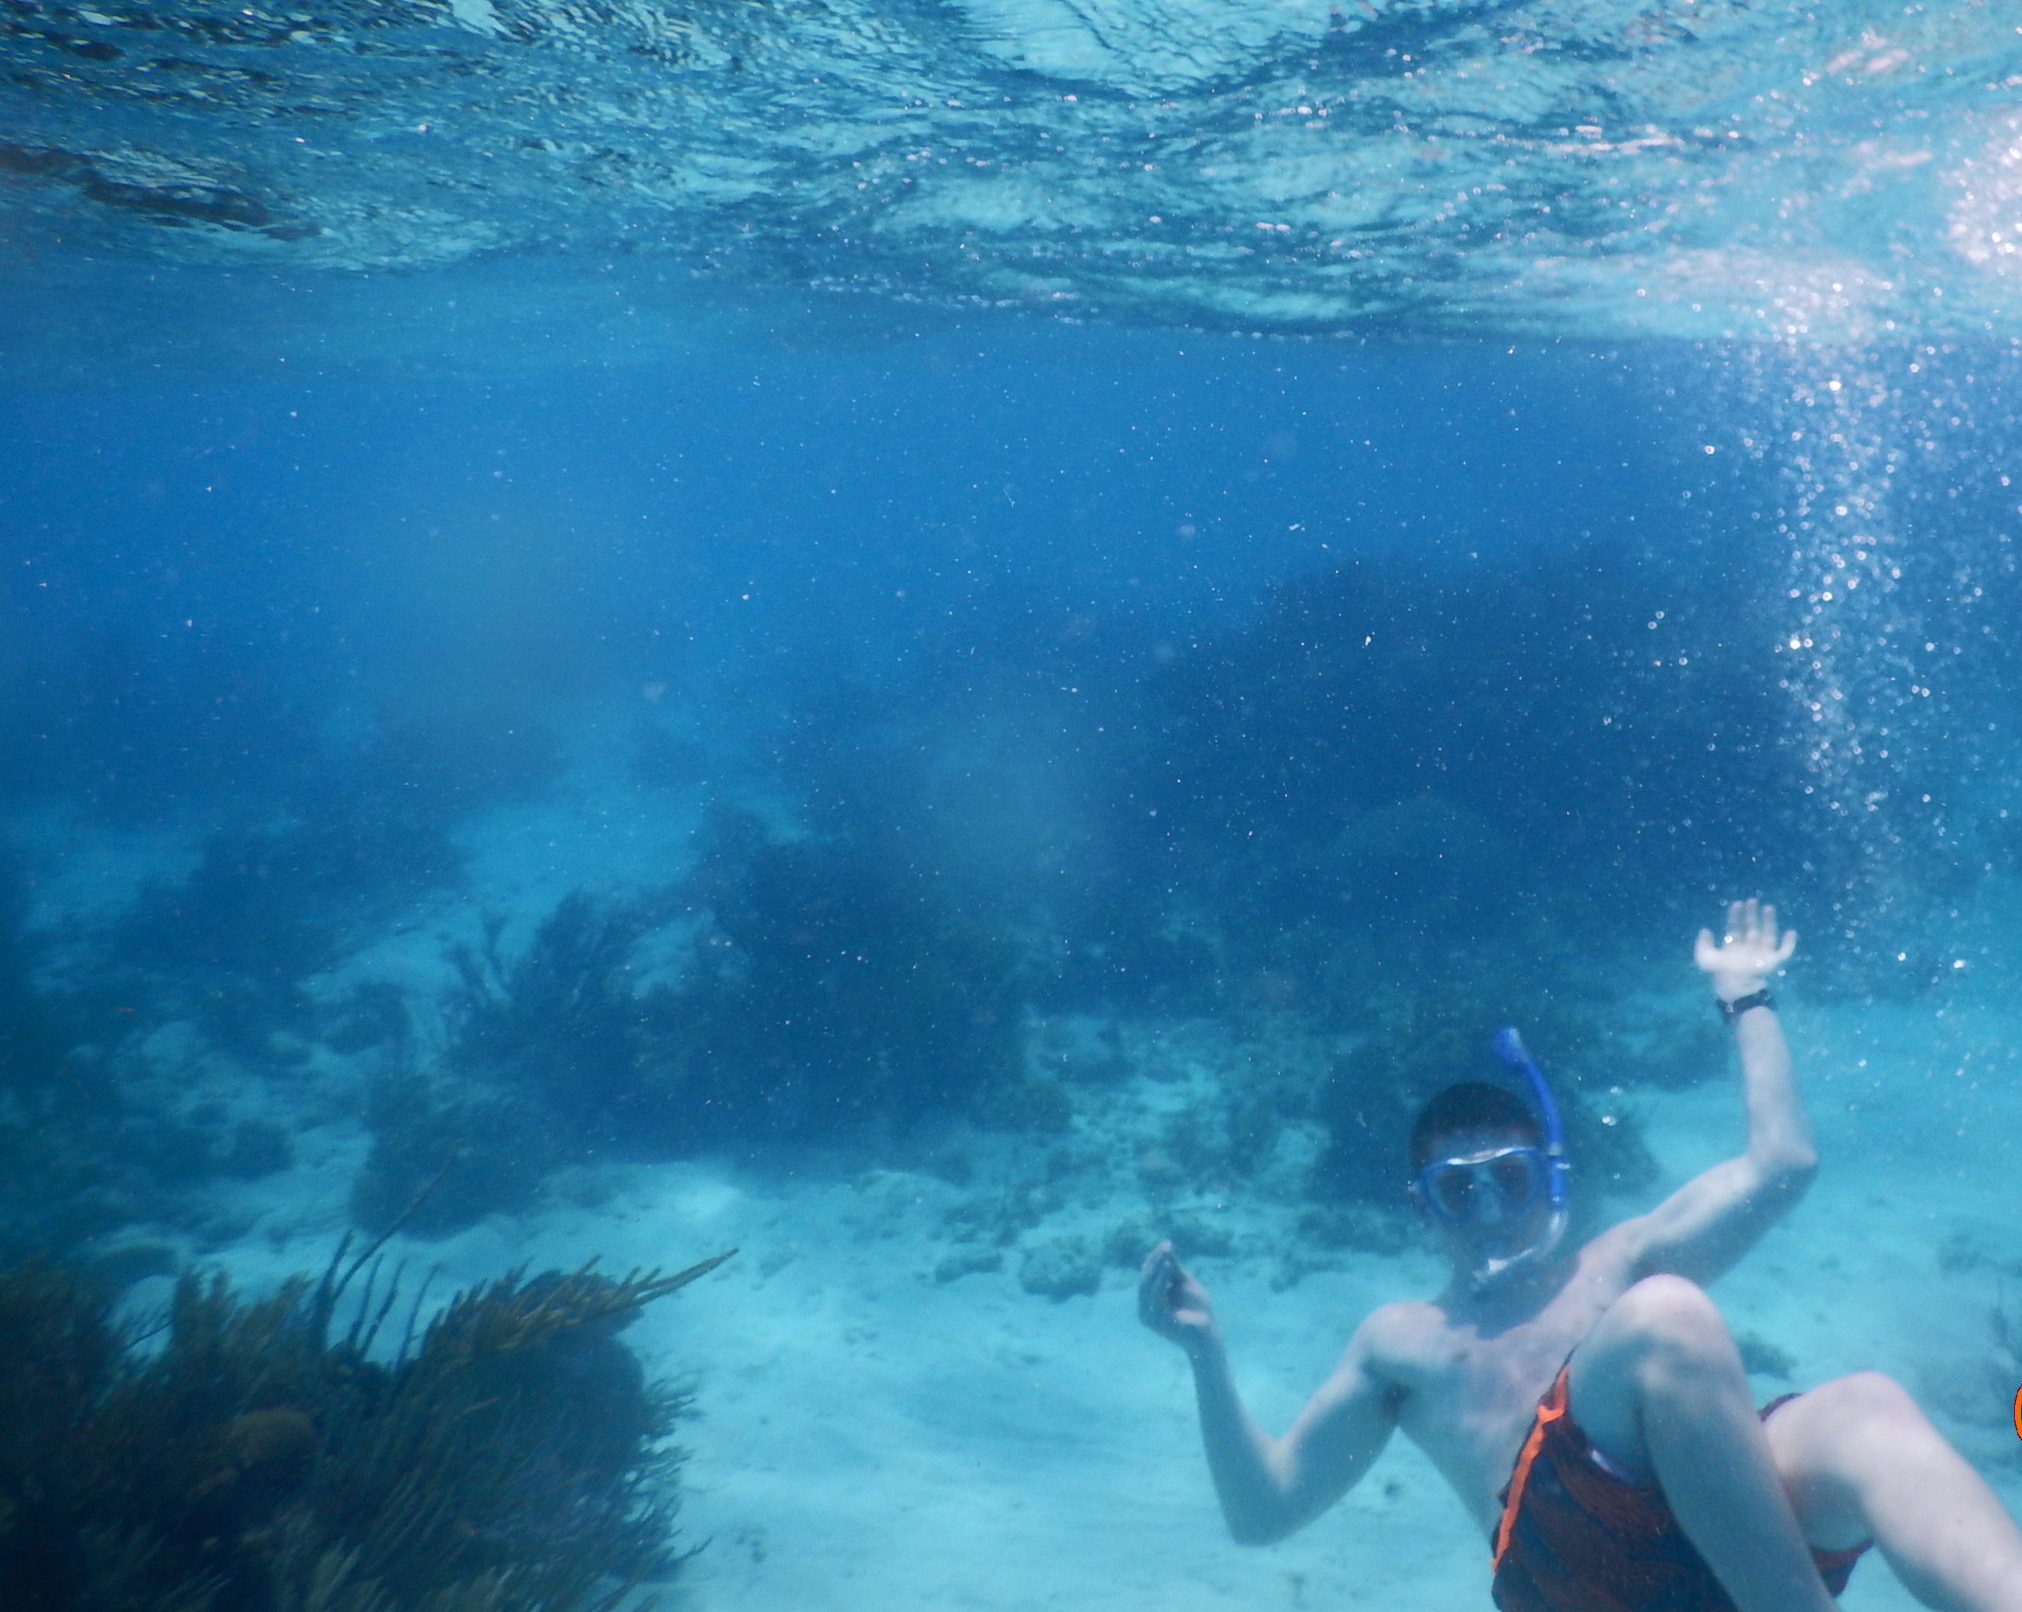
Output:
[351, 895, 669, 1236]
[354, 805, 1035, 1234]
[0, 1245, 731, 1612]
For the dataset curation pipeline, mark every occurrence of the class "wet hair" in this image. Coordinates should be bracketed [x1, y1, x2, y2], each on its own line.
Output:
[1409, 1081, 1542, 1171]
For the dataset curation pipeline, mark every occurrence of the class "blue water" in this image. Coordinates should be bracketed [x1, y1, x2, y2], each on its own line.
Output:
[0, 330, 1727, 824]
[5, 6, 2022, 1604]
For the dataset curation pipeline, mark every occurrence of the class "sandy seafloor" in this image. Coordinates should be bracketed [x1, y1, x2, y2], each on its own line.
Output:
[36, 744, 2022, 1612]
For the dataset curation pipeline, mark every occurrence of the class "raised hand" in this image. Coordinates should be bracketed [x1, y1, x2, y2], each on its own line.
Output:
[1694, 898, 1796, 998]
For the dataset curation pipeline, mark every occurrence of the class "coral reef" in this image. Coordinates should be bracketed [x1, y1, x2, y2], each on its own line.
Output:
[1994, 1289, 2022, 1384]
[354, 817, 1033, 1234]
[0, 1245, 730, 1612]
[667, 808, 1030, 1137]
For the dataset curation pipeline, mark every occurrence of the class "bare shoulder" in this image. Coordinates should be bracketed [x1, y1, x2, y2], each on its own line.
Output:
[1350, 1299, 1448, 1386]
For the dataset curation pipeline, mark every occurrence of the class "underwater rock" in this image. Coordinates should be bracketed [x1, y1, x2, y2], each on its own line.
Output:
[933, 1243, 1004, 1284]
[1734, 1330, 1796, 1380]
[1102, 1219, 1156, 1269]
[1018, 1235, 1101, 1301]
[1163, 1213, 1237, 1260]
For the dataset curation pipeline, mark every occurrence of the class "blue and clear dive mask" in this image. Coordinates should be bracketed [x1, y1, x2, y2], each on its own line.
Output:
[1415, 1143, 1548, 1226]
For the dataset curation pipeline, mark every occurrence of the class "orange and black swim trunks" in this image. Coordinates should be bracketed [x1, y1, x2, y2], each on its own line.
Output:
[1491, 1365, 1870, 1612]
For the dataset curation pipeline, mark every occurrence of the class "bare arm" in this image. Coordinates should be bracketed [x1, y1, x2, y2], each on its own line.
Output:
[1139, 1243, 1400, 1545]
[1627, 900, 1818, 1286]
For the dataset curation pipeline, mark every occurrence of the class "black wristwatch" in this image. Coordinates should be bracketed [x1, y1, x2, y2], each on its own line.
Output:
[1718, 988, 1775, 1024]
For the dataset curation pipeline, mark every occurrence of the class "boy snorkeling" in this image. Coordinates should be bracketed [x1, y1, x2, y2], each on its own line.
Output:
[1140, 901, 2022, 1611]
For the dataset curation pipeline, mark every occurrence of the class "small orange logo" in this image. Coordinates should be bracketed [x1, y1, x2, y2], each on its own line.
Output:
[2013, 1385, 2021, 1442]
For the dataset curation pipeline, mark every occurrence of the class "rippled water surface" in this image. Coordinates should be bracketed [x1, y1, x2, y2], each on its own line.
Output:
[5, 0, 2021, 343]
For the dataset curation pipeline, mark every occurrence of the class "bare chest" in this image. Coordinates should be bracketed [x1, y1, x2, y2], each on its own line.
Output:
[1388, 1273, 1625, 1535]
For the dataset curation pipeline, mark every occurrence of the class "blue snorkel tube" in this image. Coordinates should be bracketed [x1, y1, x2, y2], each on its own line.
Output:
[1472, 1026, 1571, 1289]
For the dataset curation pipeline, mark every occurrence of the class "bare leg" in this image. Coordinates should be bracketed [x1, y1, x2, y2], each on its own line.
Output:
[1765, 1370, 2022, 1612]
[1566, 1275, 1839, 1612]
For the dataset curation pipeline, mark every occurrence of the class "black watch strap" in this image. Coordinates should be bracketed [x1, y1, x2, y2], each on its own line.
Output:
[1718, 988, 1775, 1023]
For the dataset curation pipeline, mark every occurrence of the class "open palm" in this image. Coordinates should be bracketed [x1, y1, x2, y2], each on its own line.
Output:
[1694, 898, 1795, 990]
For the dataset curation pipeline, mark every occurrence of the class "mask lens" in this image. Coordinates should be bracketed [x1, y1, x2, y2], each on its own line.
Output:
[1488, 1152, 1540, 1209]
[1426, 1164, 1476, 1221]
[1420, 1147, 1543, 1224]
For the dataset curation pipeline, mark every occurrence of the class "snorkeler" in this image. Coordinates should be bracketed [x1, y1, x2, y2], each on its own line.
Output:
[1139, 901, 2022, 1611]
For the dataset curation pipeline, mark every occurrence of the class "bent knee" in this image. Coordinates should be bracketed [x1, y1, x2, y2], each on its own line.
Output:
[1805, 1369, 1920, 1425]
[1600, 1275, 1738, 1378]
[1609, 1274, 1726, 1344]
[1769, 1370, 1930, 1527]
